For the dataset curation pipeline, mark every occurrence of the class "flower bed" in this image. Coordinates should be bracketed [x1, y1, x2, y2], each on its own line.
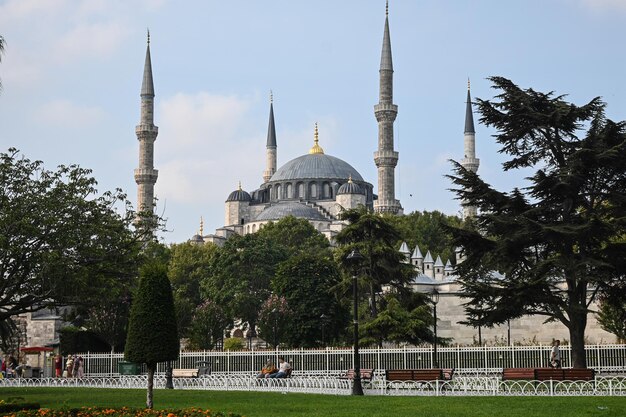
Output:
[1, 407, 242, 417]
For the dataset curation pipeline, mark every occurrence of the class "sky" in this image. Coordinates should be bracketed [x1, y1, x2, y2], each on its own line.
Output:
[1, 0, 625, 244]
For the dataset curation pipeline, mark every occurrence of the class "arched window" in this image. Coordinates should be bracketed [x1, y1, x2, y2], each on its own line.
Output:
[297, 183, 305, 199]
[310, 183, 317, 198]
[267, 186, 273, 202]
[275, 184, 281, 200]
[252, 224, 257, 233]
[286, 183, 293, 199]
[323, 182, 331, 199]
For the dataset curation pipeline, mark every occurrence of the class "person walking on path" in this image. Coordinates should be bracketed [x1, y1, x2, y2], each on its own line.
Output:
[550, 340, 561, 368]
[54, 354, 63, 377]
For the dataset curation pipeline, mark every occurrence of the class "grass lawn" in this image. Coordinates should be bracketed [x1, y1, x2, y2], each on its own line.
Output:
[0, 388, 624, 417]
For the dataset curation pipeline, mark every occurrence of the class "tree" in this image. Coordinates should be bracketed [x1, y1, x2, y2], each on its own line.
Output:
[125, 261, 179, 409]
[0, 149, 146, 347]
[388, 210, 462, 262]
[360, 292, 434, 347]
[168, 242, 216, 337]
[201, 234, 285, 334]
[84, 290, 131, 351]
[335, 207, 414, 318]
[597, 289, 626, 343]
[446, 77, 626, 368]
[188, 300, 229, 350]
[256, 295, 292, 348]
[257, 216, 330, 256]
[272, 253, 348, 347]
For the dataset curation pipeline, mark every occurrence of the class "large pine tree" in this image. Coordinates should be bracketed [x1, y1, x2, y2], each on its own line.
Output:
[447, 77, 626, 368]
[125, 261, 179, 408]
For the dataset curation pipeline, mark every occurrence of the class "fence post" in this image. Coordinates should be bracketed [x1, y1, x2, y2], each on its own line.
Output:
[596, 345, 601, 372]
[110, 349, 114, 376]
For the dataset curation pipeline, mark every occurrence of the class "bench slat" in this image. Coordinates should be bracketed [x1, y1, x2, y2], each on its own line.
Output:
[172, 368, 198, 378]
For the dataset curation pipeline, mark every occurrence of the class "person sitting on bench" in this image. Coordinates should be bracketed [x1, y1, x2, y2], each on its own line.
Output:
[257, 359, 278, 379]
[269, 357, 291, 378]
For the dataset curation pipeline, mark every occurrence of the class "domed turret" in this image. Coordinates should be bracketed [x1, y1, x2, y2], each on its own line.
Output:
[337, 176, 365, 195]
[226, 182, 251, 202]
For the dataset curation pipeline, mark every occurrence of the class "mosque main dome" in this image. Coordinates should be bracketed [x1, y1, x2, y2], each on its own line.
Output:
[270, 153, 364, 182]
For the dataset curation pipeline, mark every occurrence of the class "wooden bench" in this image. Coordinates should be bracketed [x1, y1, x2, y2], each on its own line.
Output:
[502, 368, 535, 381]
[340, 368, 374, 381]
[534, 368, 595, 381]
[386, 369, 451, 382]
[172, 368, 198, 378]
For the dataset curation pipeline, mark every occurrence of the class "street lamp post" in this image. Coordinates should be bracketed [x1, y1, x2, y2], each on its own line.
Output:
[430, 288, 440, 368]
[507, 319, 511, 346]
[346, 249, 364, 396]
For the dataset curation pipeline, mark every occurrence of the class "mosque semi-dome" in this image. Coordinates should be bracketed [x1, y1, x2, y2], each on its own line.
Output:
[254, 202, 327, 221]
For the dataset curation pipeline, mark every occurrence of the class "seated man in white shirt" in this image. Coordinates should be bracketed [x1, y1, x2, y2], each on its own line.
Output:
[269, 357, 292, 378]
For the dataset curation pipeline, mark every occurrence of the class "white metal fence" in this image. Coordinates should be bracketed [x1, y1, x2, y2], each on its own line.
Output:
[71, 344, 626, 377]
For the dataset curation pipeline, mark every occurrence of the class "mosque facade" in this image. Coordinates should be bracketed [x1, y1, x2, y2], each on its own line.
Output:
[133, 5, 616, 345]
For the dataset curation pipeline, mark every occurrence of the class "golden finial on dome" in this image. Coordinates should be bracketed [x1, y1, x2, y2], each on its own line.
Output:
[348, 175, 353, 183]
[199, 216, 204, 236]
[238, 181, 242, 191]
[309, 122, 325, 154]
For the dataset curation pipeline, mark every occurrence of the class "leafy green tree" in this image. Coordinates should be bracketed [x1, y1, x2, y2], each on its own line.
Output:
[272, 253, 348, 347]
[188, 300, 229, 350]
[360, 293, 434, 347]
[256, 295, 292, 348]
[125, 261, 179, 409]
[168, 242, 217, 337]
[0, 148, 146, 347]
[447, 77, 626, 368]
[85, 290, 131, 351]
[597, 289, 626, 343]
[257, 216, 330, 255]
[388, 210, 462, 262]
[201, 234, 285, 334]
[335, 207, 414, 317]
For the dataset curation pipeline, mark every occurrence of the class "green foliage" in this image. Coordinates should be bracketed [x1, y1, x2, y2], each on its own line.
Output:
[223, 337, 245, 351]
[188, 300, 230, 350]
[597, 290, 626, 342]
[201, 233, 284, 332]
[256, 295, 292, 348]
[272, 253, 347, 347]
[360, 292, 435, 347]
[335, 207, 414, 311]
[59, 326, 110, 354]
[168, 242, 217, 337]
[388, 210, 462, 262]
[0, 148, 146, 347]
[256, 216, 330, 255]
[0, 402, 40, 413]
[125, 261, 179, 366]
[446, 77, 626, 367]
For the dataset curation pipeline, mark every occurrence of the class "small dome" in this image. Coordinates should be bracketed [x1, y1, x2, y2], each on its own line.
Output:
[190, 234, 204, 243]
[255, 202, 327, 221]
[226, 189, 251, 202]
[337, 180, 364, 195]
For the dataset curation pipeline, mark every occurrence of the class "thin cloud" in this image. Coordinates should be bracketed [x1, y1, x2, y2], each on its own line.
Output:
[54, 21, 131, 61]
[580, 0, 626, 12]
[37, 99, 105, 127]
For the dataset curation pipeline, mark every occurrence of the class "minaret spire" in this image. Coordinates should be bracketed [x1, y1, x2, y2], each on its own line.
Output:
[134, 33, 159, 216]
[461, 79, 479, 219]
[263, 91, 277, 183]
[374, 1, 402, 214]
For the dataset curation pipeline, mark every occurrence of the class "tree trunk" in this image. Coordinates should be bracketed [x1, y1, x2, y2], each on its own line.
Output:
[568, 311, 588, 368]
[146, 364, 155, 409]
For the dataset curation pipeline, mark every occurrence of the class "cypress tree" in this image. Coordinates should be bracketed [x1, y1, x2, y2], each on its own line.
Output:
[125, 261, 179, 408]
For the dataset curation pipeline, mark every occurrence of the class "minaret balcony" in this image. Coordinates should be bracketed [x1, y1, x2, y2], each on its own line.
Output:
[461, 157, 480, 173]
[135, 124, 159, 135]
[134, 168, 159, 183]
[374, 150, 399, 167]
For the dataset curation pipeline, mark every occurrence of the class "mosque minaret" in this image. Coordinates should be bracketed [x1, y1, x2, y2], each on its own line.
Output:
[373, 2, 402, 215]
[461, 80, 479, 219]
[134, 31, 159, 214]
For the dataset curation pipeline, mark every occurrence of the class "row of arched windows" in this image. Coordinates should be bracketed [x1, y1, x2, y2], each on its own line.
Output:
[267, 181, 335, 201]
